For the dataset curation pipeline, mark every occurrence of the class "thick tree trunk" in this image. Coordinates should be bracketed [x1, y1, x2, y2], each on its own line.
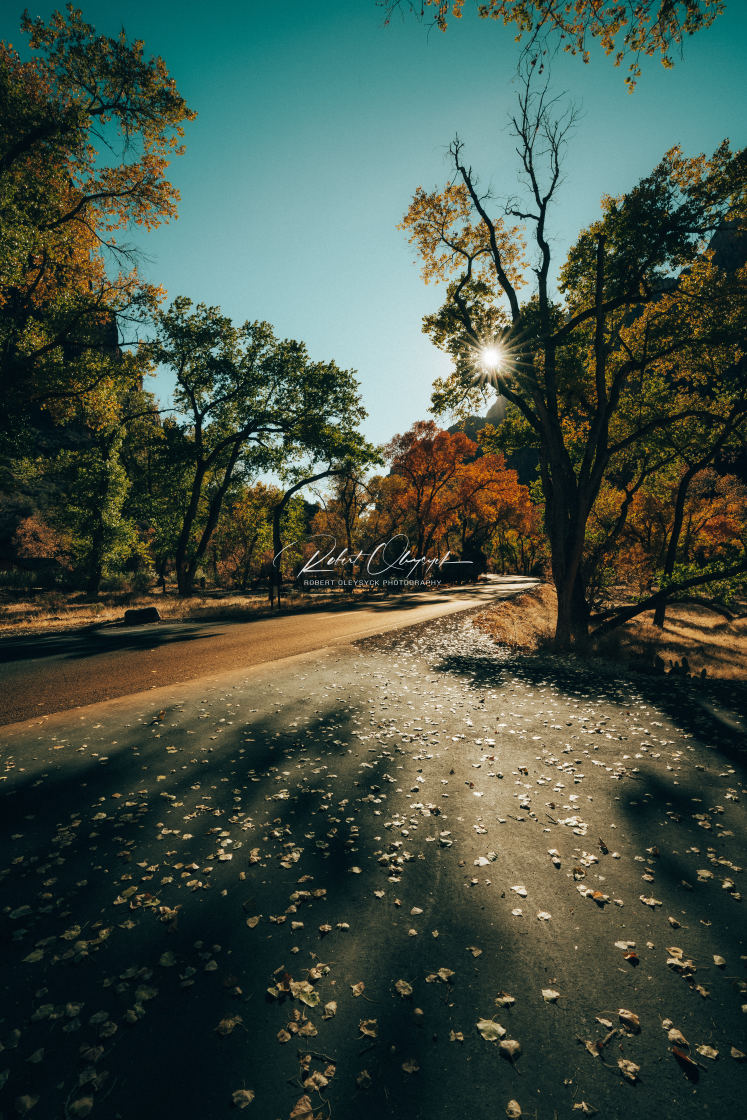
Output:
[553, 570, 590, 649]
[181, 448, 242, 597]
[547, 478, 591, 650]
[175, 463, 207, 597]
[84, 440, 116, 599]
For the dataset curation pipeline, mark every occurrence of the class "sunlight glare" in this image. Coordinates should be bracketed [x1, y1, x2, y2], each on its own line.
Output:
[479, 344, 504, 373]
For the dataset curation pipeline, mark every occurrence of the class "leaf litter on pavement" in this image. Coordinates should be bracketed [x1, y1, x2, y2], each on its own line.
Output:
[0, 608, 744, 1118]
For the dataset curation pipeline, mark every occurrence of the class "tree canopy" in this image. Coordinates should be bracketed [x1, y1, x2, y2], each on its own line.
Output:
[143, 297, 376, 595]
[383, 1, 724, 87]
[0, 5, 195, 439]
[401, 72, 746, 646]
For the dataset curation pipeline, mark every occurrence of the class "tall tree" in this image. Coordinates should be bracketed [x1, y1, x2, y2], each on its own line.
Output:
[401, 72, 746, 646]
[144, 297, 373, 596]
[0, 5, 195, 438]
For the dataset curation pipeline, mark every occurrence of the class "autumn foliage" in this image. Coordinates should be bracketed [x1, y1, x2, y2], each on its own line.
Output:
[309, 422, 537, 580]
[384, 1, 724, 88]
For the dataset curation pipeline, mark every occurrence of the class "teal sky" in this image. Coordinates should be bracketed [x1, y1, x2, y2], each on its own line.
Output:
[4, 0, 747, 443]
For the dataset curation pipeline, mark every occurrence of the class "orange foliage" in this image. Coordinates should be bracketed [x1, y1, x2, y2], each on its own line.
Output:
[614, 469, 747, 591]
[378, 421, 530, 566]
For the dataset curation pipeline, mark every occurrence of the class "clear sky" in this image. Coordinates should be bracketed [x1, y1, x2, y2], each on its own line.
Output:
[4, 0, 746, 444]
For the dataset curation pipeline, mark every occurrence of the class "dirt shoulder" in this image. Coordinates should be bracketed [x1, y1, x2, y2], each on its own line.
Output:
[473, 583, 747, 682]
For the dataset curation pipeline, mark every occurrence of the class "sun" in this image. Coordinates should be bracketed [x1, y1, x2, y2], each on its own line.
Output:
[470, 335, 514, 384]
[478, 344, 505, 373]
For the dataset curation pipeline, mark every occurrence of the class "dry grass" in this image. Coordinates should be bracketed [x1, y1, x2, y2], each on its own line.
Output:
[599, 603, 747, 680]
[0, 589, 338, 638]
[473, 582, 557, 651]
[474, 583, 747, 680]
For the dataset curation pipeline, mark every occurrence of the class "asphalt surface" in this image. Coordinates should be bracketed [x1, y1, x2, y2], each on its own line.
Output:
[0, 578, 536, 728]
[0, 605, 745, 1120]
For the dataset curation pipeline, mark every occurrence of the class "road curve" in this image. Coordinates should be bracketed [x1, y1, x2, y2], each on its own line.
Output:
[0, 577, 536, 727]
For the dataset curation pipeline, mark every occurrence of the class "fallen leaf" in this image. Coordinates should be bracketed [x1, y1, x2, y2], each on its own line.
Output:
[572, 1105, 598, 1116]
[68, 1100, 93, 1118]
[477, 1018, 506, 1041]
[505, 1101, 522, 1118]
[495, 992, 516, 1008]
[696, 1045, 718, 1060]
[322, 1001, 337, 1019]
[618, 1009, 641, 1033]
[356, 1070, 372, 1090]
[401, 1059, 420, 1074]
[351, 982, 365, 997]
[359, 1019, 378, 1039]
[215, 1015, 243, 1037]
[303, 1071, 328, 1091]
[290, 981, 319, 1007]
[14, 1098, 40, 1115]
[426, 968, 455, 983]
[289, 1096, 314, 1120]
[500, 1039, 522, 1062]
[232, 1089, 255, 1109]
[542, 989, 560, 1003]
[618, 1059, 640, 1083]
[668, 1028, 689, 1048]
[395, 979, 413, 997]
[672, 1047, 699, 1079]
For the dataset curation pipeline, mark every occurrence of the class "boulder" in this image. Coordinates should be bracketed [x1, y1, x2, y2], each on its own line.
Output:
[123, 606, 161, 625]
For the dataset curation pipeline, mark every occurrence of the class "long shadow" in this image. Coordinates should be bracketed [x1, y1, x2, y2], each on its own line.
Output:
[0, 579, 529, 668]
[0, 624, 223, 666]
[1, 652, 742, 1120]
[431, 649, 747, 769]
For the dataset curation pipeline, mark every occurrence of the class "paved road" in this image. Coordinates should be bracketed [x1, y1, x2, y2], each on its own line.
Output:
[0, 578, 536, 728]
[0, 609, 744, 1120]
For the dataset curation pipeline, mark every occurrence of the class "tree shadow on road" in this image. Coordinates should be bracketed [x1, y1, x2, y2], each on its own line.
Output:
[1, 648, 744, 1120]
[431, 648, 747, 771]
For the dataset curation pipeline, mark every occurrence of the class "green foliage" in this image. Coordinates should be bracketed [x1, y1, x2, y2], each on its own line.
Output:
[0, 6, 194, 437]
[144, 297, 375, 595]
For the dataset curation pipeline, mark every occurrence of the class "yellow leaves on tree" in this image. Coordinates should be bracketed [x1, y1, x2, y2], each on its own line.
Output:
[0, 6, 194, 418]
[400, 181, 526, 290]
[384, 2, 724, 88]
